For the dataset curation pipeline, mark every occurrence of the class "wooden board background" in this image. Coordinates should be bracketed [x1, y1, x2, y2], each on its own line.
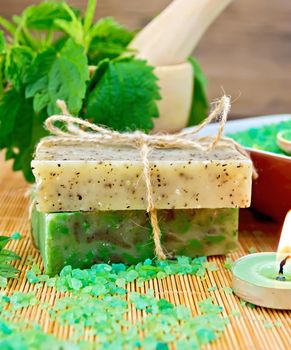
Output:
[1, 0, 291, 118]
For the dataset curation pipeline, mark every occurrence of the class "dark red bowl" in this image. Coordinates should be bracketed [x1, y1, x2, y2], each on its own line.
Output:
[247, 148, 291, 222]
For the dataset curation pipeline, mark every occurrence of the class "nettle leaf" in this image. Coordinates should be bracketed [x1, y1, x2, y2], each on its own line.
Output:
[187, 57, 209, 126]
[0, 236, 10, 250]
[87, 17, 134, 64]
[25, 39, 89, 115]
[53, 2, 84, 47]
[0, 250, 21, 262]
[24, 48, 56, 112]
[54, 18, 84, 47]
[0, 88, 45, 182]
[4, 46, 35, 89]
[22, 1, 75, 30]
[0, 30, 5, 53]
[86, 57, 160, 132]
[0, 89, 22, 148]
[0, 235, 20, 280]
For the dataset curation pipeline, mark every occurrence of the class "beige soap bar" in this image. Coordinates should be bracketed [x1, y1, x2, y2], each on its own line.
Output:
[32, 138, 252, 212]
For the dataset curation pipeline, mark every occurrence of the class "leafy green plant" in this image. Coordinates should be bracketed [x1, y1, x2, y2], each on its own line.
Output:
[0, 0, 208, 182]
[0, 234, 21, 287]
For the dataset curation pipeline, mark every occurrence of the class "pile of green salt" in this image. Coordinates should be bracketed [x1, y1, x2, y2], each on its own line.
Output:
[0, 257, 228, 350]
[228, 120, 291, 155]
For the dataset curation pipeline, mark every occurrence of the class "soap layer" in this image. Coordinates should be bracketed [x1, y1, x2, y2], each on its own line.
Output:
[31, 207, 238, 275]
[32, 139, 252, 212]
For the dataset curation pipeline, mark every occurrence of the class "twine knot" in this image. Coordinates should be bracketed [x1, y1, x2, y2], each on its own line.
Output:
[36, 95, 255, 260]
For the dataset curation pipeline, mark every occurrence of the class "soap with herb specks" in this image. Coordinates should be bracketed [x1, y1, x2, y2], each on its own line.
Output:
[32, 139, 252, 212]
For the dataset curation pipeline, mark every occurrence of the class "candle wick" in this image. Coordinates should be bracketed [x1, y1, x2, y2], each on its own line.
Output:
[276, 255, 290, 281]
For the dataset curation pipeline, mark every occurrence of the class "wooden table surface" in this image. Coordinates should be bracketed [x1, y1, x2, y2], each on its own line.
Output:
[1, 158, 291, 349]
[1, 0, 291, 118]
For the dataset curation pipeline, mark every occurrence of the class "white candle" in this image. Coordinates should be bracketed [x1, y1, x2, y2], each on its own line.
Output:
[232, 211, 291, 309]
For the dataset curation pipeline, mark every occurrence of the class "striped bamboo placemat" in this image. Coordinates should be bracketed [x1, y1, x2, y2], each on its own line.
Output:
[0, 160, 290, 349]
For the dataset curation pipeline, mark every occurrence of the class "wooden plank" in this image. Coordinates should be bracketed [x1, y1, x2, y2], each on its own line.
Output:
[1, 0, 291, 118]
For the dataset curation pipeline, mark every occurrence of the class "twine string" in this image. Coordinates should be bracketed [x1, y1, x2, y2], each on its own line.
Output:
[36, 95, 256, 260]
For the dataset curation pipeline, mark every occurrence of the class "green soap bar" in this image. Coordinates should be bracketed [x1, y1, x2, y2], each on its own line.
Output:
[31, 207, 238, 275]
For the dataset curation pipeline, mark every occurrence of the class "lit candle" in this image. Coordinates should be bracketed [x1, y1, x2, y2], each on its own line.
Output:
[232, 210, 291, 309]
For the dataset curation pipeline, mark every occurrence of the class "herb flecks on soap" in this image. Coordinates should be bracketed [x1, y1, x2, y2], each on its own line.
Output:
[0, 0, 208, 182]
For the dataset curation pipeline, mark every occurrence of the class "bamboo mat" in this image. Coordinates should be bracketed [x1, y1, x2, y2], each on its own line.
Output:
[1, 160, 290, 350]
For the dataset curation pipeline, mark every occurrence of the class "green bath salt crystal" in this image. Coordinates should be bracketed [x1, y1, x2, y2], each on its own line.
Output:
[31, 207, 238, 275]
[228, 120, 291, 155]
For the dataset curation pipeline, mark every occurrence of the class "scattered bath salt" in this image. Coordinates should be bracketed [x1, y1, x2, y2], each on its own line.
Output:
[157, 271, 167, 279]
[26, 270, 40, 284]
[24, 255, 36, 266]
[205, 261, 219, 272]
[129, 292, 153, 310]
[224, 257, 234, 271]
[175, 305, 191, 321]
[10, 292, 39, 310]
[34, 283, 43, 290]
[196, 266, 206, 278]
[0, 322, 87, 350]
[231, 309, 241, 317]
[11, 232, 22, 240]
[2, 258, 229, 349]
[263, 321, 273, 329]
[31, 263, 42, 275]
[40, 302, 50, 310]
[198, 298, 223, 314]
[208, 285, 218, 292]
[261, 319, 282, 329]
[240, 299, 255, 309]
[0, 276, 7, 288]
[26, 256, 208, 292]
[222, 287, 233, 294]
[125, 269, 139, 282]
[248, 247, 257, 254]
[115, 277, 126, 289]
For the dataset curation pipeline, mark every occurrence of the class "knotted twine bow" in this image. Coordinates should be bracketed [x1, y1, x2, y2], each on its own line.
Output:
[37, 95, 256, 260]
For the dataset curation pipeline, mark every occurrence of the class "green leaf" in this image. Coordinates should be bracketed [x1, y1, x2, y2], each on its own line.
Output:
[0, 16, 17, 36]
[22, 1, 74, 30]
[87, 17, 134, 64]
[4, 46, 35, 89]
[0, 250, 21, 262]
[53, 3, 84, 47]
[0, 31, 5, 53]
[0, 235, 20, 280]
[25, 39, 89, 115]
[24, 48, 57, 101]
[84, 0, 98, 33]
[0, 89, 21, 148]
[187, 57, 209, 126]
[0, 236, 10, 250]
[0, 88, 45, 181]
[86, 57, 160, 132]
[0, 264, 19, 278]
[54, 18, 84, 48]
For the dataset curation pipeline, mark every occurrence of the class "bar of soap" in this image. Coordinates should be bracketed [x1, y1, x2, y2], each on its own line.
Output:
[32, 139, 252, 212]
[31, 207, 238, 275]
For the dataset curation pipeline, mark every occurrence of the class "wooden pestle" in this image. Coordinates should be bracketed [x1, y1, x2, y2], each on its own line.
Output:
[128, 0, 233, 132]
[130, 0, 233, 66]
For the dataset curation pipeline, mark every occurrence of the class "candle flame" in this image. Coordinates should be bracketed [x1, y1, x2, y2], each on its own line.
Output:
[277, 210, 291, 259]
